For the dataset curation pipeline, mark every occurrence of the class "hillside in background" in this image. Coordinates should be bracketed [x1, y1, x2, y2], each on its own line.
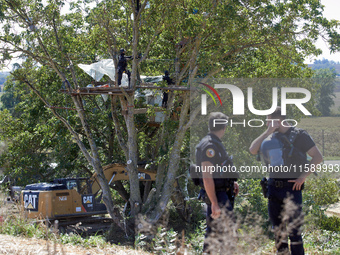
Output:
[308, 59, 340, 75]
[0, 72, 9, 84]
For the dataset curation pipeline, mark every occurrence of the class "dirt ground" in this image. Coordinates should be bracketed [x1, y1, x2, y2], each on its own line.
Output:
[0, 234, 150, 255]
[326, 201, 340, 217]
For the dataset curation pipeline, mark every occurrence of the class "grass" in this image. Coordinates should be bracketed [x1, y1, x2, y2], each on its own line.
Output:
[298, 116, 340, 131]
[324, 156, 340, 161]
[302, 228, 340, 254]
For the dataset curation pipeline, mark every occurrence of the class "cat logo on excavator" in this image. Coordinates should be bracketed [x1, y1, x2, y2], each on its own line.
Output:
[23, 192, 39, 211]
[83, 195, 93, 204]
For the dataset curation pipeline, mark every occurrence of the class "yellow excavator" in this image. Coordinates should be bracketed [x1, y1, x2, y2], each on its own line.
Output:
[21, 163, 156, 220]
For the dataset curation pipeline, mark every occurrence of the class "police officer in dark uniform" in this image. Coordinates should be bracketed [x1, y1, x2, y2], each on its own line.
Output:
[249, 107, 323, 255]
[117, 48, 132, 87]
[196, 112, 239, 252]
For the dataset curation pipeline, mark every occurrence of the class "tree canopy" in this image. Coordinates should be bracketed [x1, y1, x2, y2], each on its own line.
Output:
[313, 68, 337, 116]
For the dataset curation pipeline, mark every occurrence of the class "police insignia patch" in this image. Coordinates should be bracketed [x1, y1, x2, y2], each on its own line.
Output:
[206, 148, 215, 158]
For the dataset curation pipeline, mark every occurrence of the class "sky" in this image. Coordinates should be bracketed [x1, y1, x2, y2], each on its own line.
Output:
[305, 0, 340, 64]
[1, 0, 340, 71]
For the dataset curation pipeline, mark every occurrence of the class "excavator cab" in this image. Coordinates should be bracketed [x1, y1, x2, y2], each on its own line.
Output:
[51, 178, 92, 194]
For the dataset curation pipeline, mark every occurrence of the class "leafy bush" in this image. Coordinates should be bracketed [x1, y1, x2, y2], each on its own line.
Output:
[303, 175, 340, 234]
[185, 220, 206, 254]
[319, 215, 340, 232]
[235, 179, 270, 231]
[135, 225, 180, 254]
[303, 228, 340, 253]
[59, 233, 107, 248]
[303, 176, 339, 207]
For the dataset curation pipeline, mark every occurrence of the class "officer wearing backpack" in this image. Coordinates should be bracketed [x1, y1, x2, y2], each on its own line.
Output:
[249, 107, 322, 255]
[195, 112, 239, 252]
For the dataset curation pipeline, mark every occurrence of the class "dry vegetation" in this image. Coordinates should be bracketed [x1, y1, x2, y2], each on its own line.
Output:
[0, 193, 150, 255]
[0, 234, 150, 255]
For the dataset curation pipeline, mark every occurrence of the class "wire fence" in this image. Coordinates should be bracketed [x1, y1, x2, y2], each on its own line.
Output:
[305, 129, 340, 159]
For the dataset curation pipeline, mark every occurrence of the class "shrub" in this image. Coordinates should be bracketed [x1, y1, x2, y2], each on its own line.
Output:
[185, 220, 206, 254]
[0, 217, 49, 238]
[303, 176, 339, 207]
[235, 179, 270, 231]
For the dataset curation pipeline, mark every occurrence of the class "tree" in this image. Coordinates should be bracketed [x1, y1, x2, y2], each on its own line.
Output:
[0, 0, 339, 235]
[0, 69, 92, 185]
[0, 78, 21, 113]
[313, 68, 336, 116]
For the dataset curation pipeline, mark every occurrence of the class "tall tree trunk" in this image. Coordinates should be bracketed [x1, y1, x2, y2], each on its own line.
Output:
[125, 1, 143, 219]
[126, 107, 142, 216]
[145, 93, 191, 223]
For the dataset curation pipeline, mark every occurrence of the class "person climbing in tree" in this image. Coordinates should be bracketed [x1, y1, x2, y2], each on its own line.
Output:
[162, 70, 174, 108]
[117, 48, 132, 87]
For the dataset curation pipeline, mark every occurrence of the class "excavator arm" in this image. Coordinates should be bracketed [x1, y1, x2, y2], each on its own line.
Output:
[89, 163, 156, 195]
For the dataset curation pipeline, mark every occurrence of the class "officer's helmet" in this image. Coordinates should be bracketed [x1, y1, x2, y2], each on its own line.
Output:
[120, 48, 125, 54]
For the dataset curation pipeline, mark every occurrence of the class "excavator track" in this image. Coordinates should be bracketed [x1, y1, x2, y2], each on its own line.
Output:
[53, 216, 115, 235]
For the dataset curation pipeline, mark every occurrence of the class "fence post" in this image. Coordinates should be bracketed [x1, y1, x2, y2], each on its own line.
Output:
[322, 129, 325, 162]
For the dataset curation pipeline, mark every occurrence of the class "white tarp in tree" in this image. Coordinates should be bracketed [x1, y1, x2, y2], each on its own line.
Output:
[140, 75, 163, 83]
[78, 59, 129, 87]
[78, 61, 165, 122]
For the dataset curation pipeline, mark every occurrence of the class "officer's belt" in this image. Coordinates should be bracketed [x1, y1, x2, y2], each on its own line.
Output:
[201, 185, 231, 192]
[215, 187, 230, 192]
[268, 179, 294, 188]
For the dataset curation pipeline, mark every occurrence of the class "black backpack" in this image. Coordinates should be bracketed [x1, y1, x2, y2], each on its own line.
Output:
[276, 128, 309, 169]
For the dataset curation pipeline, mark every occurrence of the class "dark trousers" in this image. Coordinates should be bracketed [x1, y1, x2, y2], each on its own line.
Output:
[203, 190, 233, 252]
[162, 92, 168, 108]
[268, 183, 304, 255]
[118, 69, 131, 87]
